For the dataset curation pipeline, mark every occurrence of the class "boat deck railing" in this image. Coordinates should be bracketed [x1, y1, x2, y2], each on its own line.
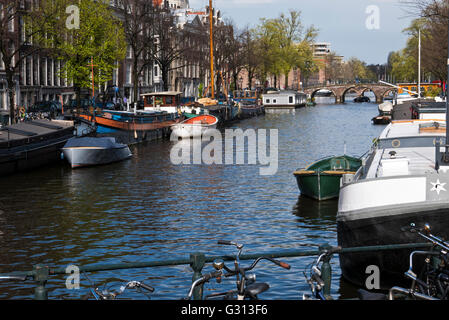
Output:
[0, 242, 434, 300]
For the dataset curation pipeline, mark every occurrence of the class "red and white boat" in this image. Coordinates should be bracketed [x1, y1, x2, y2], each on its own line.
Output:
[171, 115, 218, 138]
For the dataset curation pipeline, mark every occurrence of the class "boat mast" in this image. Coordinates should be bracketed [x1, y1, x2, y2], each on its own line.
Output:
[209, 0, 214, 99]
[87, 57, 98, 99]
[418, 28, 421, 99]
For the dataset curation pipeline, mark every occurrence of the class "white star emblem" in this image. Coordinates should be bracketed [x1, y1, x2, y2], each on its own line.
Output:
[430, 179, 447, 195]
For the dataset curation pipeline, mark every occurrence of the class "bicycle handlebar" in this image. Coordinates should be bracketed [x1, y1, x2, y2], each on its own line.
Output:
[138, 282, 155, 293]
[402, 223, 449, 251]
[186, 270, 223, 299]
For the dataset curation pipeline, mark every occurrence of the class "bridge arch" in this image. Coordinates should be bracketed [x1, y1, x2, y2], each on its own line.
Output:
[309, 88, 337, 100]
[342, 86, 377, 103]
[304, 83, 392, 104]
[380, 88, 396, 99]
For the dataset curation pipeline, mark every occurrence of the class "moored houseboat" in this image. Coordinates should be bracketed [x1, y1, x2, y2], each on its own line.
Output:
[0, 119, 75, 176]
[337, 119, 449, 288]
[78, 109, 179, 145]
[262, 91, 307, 111]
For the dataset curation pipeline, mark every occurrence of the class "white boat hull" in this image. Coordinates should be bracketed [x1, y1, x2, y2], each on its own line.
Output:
[171, 124, 217, 138]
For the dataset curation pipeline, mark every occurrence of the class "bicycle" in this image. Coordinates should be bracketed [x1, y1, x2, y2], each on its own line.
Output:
[387, 223, 449, 300]
[302, 245, 342, 300]
[357, 223, 448, 301]
[185, 240, 291, 300]
[82, 272, 155, 300]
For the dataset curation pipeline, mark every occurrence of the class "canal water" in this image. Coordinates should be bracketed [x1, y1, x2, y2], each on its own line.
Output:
[0, 95, 386, 300]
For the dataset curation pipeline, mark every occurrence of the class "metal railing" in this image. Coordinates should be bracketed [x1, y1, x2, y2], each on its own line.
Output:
[0, 242, 435, 300]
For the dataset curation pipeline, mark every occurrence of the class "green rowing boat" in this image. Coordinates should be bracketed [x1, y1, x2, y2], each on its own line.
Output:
[293, 155, 362, 201]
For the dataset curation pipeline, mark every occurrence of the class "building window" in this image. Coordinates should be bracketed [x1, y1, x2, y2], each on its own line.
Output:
[40, 57, 46, 86]
[126, 64, 132, 84]
[47, 58, 52, 86]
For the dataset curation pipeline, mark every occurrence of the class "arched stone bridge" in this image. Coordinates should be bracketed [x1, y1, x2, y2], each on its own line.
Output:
[303, 83, 396, 104]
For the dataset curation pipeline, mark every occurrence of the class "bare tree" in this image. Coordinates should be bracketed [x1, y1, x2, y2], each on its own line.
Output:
[240, 28, 260, 90]
[151, 7, 196, 92]
[0, 1, 45, 124]
[213, 19, 243, 95]
[116, 0, 156, 102]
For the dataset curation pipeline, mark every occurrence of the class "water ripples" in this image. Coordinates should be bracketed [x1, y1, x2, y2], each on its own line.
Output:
[0, 100, 385, 299]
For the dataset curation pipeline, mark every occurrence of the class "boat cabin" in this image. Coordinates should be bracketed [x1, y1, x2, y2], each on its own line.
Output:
[140, 91, 182, 114]
[262, 91, 307, 109]
[232, 90, 258, 103]
[411, 101, 446, 120]
[397, 83, 441, 96]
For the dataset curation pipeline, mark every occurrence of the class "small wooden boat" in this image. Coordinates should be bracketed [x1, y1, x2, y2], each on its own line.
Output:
[238, 101, 264, 119]
[62, 137, 132, 168]
[306, 101, 316, 107]
[354, 96, 370, 103]
[372, 115, 391, 125]
[171, 114, 218, 138]
[293, 155, 362, 201]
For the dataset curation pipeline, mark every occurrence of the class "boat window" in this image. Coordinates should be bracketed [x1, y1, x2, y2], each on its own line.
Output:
[266, 99, 270, 104]
[165, 96, 173, 105]
[145, 96, 153, 105]
[155, 97, 163, 105]
[289, 96, 293, 104]
[273, 99, 277, 103]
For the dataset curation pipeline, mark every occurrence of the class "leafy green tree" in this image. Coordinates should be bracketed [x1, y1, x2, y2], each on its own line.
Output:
[252, 10, 318, 89]
[389, 50, 417, 82]
[30, 0, 126, 106]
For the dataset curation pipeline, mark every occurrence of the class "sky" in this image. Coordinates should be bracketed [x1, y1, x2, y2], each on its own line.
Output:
[189, 0, 419, 65]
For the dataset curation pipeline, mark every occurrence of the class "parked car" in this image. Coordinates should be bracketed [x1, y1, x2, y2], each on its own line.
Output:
[28, 101, 62, 117]
[67, 99, 94, 110]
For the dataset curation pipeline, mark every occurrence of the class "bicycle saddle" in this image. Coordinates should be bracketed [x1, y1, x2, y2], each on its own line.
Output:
[357, 289, 387, 300]
[244, 282, 270, 298]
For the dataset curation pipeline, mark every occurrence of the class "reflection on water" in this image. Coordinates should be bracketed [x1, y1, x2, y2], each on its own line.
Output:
[0, 101, 385, 299]
[293, 195, 338, 224]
